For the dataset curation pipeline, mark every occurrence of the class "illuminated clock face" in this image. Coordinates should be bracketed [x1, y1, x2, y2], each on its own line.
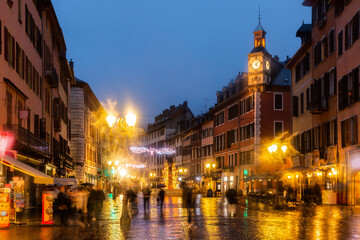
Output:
[266, 60, 270, 71]
[252, 59, 261, 70]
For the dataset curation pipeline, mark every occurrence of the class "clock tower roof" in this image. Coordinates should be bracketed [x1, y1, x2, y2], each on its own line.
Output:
[250, 7, 268, 54]
[253, 23, 266, 33]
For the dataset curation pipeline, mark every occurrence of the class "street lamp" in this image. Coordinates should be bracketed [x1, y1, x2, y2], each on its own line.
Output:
[105, 112, 137, 225]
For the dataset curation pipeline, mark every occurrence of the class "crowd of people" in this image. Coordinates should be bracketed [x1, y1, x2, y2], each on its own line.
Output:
[53, 184, 105, 229]
[51, 181, 237, 229]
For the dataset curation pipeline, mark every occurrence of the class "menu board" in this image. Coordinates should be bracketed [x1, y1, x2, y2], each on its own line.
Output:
[0, 192, 10, 228]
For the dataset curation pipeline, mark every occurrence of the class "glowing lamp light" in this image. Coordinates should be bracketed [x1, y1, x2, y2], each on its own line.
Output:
[224, 176, 228, 181]
[206, 163, 210, 168]
[125, 113, 137, 127]
[329, 172, 333, 176]
[119, 169, 127, 177]
[184, 169, 187, 173]
[108, 161, 112, 166]
[268, 144, 278, 153]
[150, 173, 153, 177]
[0, 132, 13, 155]
[178, 177, 182, 181]
[288, 175, 291, 179]
[179, 169, 183, 173]
[115, 161, 119, 166]
[106, 115, 117, 128]
[153, 173, 156, 177]
[212, 163, 216, 168]
[281, 145, 288, 153]
[296, 175, 299, 178]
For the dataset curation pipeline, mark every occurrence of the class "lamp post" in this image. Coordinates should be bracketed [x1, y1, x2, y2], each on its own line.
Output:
[177, 167, 187, 182]
[205, 163, 216, 193]
[105, 112, 136, 224]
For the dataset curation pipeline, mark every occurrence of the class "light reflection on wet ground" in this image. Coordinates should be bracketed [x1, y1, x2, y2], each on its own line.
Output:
[1, 194, 360, 239]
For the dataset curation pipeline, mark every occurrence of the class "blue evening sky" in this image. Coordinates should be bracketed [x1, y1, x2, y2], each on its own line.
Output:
[52, 0, 310, 128]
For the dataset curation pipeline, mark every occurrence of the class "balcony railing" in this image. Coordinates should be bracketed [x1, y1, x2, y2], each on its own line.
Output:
[4, 125, 49, 155]
[310, 97, 328, 114]
[44, 64, 59, 88]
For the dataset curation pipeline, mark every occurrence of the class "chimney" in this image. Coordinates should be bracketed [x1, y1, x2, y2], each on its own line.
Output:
[69, 59, 74, 73]
[274, 55, 279, 61]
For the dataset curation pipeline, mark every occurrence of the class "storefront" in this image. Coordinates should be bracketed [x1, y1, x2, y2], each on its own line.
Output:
[221, 172, 237, 195]
[0, 154, 53, 226]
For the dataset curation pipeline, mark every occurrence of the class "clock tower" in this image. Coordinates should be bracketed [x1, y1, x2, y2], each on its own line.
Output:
[248, 17, 272, 89]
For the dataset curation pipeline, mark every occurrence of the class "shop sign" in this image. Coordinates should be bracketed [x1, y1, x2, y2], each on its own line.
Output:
[0, 192, 10, 228]
[19, 109, 29, 119]
[41, 193, 54, 225]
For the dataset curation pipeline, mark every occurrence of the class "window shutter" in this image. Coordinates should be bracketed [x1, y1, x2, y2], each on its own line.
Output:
[354, 68, 359, 102]
[4, 27, 8, 61]
[324, 73, 330, 98]
[16, 42, 19, 73]
[294, 95, 299, 116]
[11, 36, 15, 68]
[353, 12, 359, 44]
[338, 79, 343, 110]
[341, 120, 346, 147]
[311, 83, 315, 109]
[343, 75, 348, 107]
[334, 68, 337, 94]
[0, 20, 2, 55]
[345, 24, 349, 49]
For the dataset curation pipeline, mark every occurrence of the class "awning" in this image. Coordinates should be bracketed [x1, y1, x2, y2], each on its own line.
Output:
[54, 178, 77, 187]
[0, 154, 53, 184]
[241, 174, 274, 181]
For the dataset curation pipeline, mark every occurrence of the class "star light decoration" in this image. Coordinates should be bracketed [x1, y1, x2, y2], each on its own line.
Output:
[129, 147, 175, 155]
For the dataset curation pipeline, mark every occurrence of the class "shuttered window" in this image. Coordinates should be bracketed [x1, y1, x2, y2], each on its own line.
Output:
[293, 96, 299, 117]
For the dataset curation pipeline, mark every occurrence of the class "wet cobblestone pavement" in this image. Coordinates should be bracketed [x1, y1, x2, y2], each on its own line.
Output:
[1, 194, 360, 239]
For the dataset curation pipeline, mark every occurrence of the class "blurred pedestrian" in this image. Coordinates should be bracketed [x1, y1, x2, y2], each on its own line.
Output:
[158, 188, 165, 210]
[127, 187, 138, 215]
[181, 182, 193, 227]
[69, 187, 89, 229]
[57, 186, 71, 225]
[87, 185, 105, 222]
[225, 188, 237, 217]
[142, 186, 151, 211]
[113, 183, 119, 201]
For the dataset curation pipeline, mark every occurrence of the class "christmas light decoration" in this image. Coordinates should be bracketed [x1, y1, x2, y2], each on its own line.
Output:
[129, 147, 175, 155]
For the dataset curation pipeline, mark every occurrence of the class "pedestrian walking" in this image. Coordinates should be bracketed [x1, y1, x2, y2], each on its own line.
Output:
[57, 186, 71, 225]
[87, 185, 105, 222]
[225, 188, 237, 217]
[181, 182, 193, 227]
[142, 186, 151, 211]
[158, 188, 165, 210]
[127, 188, 138, 215]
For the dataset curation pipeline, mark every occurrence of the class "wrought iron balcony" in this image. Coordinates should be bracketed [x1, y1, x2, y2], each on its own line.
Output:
[44, 64, 58, 88]
[310, 97, 328, 114]
[4, 125, 49, 155]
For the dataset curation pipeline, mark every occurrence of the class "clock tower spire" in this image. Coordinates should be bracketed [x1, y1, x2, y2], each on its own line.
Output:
[247, 12, 271, 89]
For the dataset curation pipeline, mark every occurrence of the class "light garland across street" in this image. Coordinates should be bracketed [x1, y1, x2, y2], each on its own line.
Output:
[129, 147, 176, 155]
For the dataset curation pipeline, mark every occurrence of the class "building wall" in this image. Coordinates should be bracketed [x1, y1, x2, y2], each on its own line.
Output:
[70, 87, 85, 181]
[335, 0, 360, 205]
